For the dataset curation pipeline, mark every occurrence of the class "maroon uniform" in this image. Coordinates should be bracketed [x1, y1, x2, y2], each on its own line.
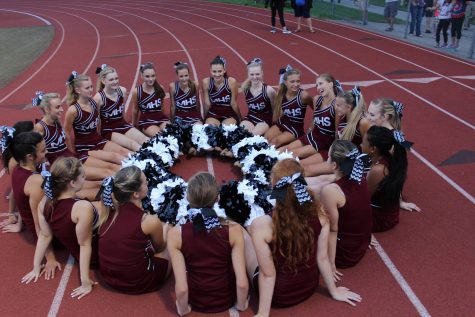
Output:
[99, 89, 132, 140]
[45, 198, 99, 268]
[335, 177, 372, 268]
[37, 120, 74, 165]
[181, 222, 236, 313]
[11, 166, 38, 239]
[206, 77, 238, 122]
[136, 85, 168, 130]
[300, 96, 337, 160]
[371, 158, 400, 232]
[72, 99, 107, 161]
[173, 81, 201, 124]
[243, 84, 273, 126]
[99, 202, 168, 294]
[276, 89, 308, 138]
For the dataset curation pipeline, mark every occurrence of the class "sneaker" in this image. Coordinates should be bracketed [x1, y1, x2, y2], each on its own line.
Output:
[282, 27, 291, 34]
[416, 34, 423, 37]
[409, 32, 414, 35]
[441, 43, 448, 48]
[425, 30, 431, 34]
[385, 27, 393, 31]
[434, 43, 440, 48]
[270, 27, 276, 33]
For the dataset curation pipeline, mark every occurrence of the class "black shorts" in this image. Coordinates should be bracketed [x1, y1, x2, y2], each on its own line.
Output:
[424, 8, 434, 17]
[294, 6, 310, 18]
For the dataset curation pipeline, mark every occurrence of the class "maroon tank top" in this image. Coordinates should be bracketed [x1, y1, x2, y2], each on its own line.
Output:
[72, 99, 107, 153]
[99, 89, 132, 138]
[99, 202, 167, 294]
[137, 84, 163, 113]
[335, 177, 372, 268]
[272, 215, 322, 307]
[174, 81, 198, 112]
[11, 165, 37, 239]
[181, 222, 236, 313]
[37, 120, 74, 165]
[45, 198, 99, 268]
[371, 157, 400, 232]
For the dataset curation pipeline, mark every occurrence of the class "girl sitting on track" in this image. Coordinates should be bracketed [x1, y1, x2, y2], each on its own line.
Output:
[63, 72, 130, 166]
[264, 66, 313, 148]
[32, 91, 118, 180]
[169, 61, 202, 125]
[250, 159, 361, 317]
[366, 98, 421, 212]
[1, 121, 35, 233]
[240, 57, 276, 136]
[168, 172, 249, 315]
[94, 64, 148, 150]
[98, 166, 171, 294]
[203, 56, 241, 126]
[361, 126, 411, 232]
[284, 73, 341, 161]
[320, 140, 372, 272]
[131, 62, 170, 136]
[22, 156, 99, 299]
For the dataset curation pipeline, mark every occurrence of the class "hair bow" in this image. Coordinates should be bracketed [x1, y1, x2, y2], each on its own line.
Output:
[140, 62, 154, 71]
[247, 57, 263, 66]
[41, 170, 54, 200]
[0, 125, 15, 154]
[392, 101, 404, 117]
[271, 172, 312, 205]
[65, 71, 78, 86]
[351, 86, 361, 108]
[190, 207, 221, 232]
[278, 65, 293, 85]
[32, 91, 45, 107]
[96, 176, 114, 207]
[217, 55, 227, 66]
[334, 80, 343, 93]
[340, 148, 370, 183]
[95, 64, 108, 75]
[393, 130, 413, 149]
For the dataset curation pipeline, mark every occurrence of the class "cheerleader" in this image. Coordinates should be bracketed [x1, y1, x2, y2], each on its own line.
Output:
[63, 72, 130, 165]
[168, 172, 249, 315]
[361, 126, 412, 232]
[130, 62, 170, 136]
[32, 91, 118, 179]
[169, 62, 202, 125]
[98, 166, 171, 294]
[203, 56, 241, 126]
[94, 65, 148, 150]
[264, 67, 313, 147]
[320, 140, 372, 271]
[250, 159, 361, 317]
[22, 157, 99, 299]
[240, 57, 275, 136]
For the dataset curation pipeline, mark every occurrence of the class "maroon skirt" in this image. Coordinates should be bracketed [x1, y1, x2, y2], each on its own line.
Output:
[138, 111, 169, 130]
[101, 118, 133, 140]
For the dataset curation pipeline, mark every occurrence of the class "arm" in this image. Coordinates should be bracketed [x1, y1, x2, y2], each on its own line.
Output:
[1, 159, 20, 230]
[71, 201, 95, 299]
[202, 78, 211, 116]
[34, 123, 45, 136]
[63, 106, 78, 154]
[302, 90, 314, 110]
[267, 85, 277, 117]
[194, 81, 203, 120]
[316, 218, 362, 306]
[358, 117, 371, 140]
[93, 93, 103, 133]
[167, 227, 191, 316]
[142, 214, 165, 252]
[229, 78, 241, 121]
[366, 164, 386, 197]
[21, 199, 54, 284]
[229, 225, 249, 311]
[130, 88, 139, 127]
[169, 82, 176, 122]
[250, 216, 276, 317]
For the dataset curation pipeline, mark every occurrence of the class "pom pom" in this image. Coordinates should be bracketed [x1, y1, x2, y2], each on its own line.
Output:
[218, 180, 251, 226]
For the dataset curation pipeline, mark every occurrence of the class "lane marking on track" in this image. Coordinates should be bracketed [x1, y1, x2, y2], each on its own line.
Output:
[0, 8, 52, 25]
[47, 254, 75, 317]
[373, 236, 431, 317]
[142, 49, 185, 55]
[170, 2, 475, 131]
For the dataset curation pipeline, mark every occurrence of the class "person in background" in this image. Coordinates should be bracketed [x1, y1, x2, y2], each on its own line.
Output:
[450, 0, 471, 50]
[409, 0, 426, 37]
[424, 0, 435, 33]
[268, 0, 291, 34]
[292, 0, 315, 33]
[385, 0, 399, 31]
[433, 0, 454, 48]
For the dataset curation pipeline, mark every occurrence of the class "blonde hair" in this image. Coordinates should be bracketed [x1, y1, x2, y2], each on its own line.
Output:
[187, 172, 218, 209]
[370, 98, 402, 130]
[66, 74, 91, 105]
[37, 92, 60, 114]
[273, 69, 301, 122]
[241, 63, 263, 92]
[96, 66, 117, 92]
[329, 140, 357, 175]
[337, 89, 366, 141]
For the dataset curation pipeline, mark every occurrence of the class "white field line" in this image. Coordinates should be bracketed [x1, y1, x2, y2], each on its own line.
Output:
[0, 8, 52, 25]
[47, 254, 75, 317]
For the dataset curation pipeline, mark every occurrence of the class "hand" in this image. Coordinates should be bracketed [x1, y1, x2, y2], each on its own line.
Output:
[368, 235, 379, 250]
[332, 268, 343, 282]
[176, 301, 191, 316]
[2, 221, 22, 233]
[43, 259, 62, 280]
[332, 286, 362, 306]
[0, 214, 17, 228]
[400, 201, 421, 212]
[21, 266, 43, 284]
[71, 280, 97, 299]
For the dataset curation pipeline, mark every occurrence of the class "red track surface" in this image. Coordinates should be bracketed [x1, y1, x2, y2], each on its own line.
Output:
[1, 1, 474, 316]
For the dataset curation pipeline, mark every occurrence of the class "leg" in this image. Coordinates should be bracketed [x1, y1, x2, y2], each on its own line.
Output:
[102, 141, 132, 158]
[303, 161, 333, 177]
[222, 117, 238, 125]
[264, 125, 282, 143]
[271, 131, 295, 148]
[292, 145, 318, 159]
[110, 132, 141, 152]
[409, 6, 416, 34]
[279, 139, 303, 152]
[271, 3, 277, 27]
[442, 20, 449, 45]
[251, 122, 270, 136]
[306, 18, 314, 32]
[83, 165, 116, 181]
[88, 149, 126, 166]
[277, 2, 286, 27]
[205, 117, 221, 126]
[296, 16, 302, 31]
[435, 21, 442, 45]
[143, 125, 161, 138]
[125, 127, 149, 145]
[300, 152, 324, 166]
[240, 120, 255, 133]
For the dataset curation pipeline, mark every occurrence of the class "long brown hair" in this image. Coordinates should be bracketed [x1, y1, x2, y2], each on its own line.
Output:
[66, 74, 90, 106]
[273, 69, 300, 122]
[175, 62, 196, 96]
[141, 62, 166, 99]
[270, 158, 324, 272]
[187, 172, 218, 208]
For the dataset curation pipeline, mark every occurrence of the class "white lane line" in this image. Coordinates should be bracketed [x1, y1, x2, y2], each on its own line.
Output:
[47, 254, 75, 317]
[373, 237, 431, 317]
[0, 8, 52, 25]
[169, 3, 475, 131]
[206, 155, 215, 176]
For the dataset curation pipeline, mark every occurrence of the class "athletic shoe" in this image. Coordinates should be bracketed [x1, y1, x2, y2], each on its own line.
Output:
[416, 34, 423, 37]
[441, 43, 448, 48]
[434, 43, 440, 48]
[282, 27, 291, 34]
[385, 27, 393, 31]
[425, 30, 431, 33]
[270, 27, 276, 33]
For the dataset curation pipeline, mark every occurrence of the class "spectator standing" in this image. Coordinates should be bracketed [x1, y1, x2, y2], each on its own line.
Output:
[424, 0, 435, 32]
[450, 0, 472, 50]
[385, 0, 399, 31]
[434, 0, 453, 47]
[291, 0, 315, 33]
[268, 0, 291, 34]
[409, 0, 425, 36]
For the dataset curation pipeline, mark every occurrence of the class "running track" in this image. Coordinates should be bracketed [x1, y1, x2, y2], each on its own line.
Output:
[0, 1, 474, 316]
